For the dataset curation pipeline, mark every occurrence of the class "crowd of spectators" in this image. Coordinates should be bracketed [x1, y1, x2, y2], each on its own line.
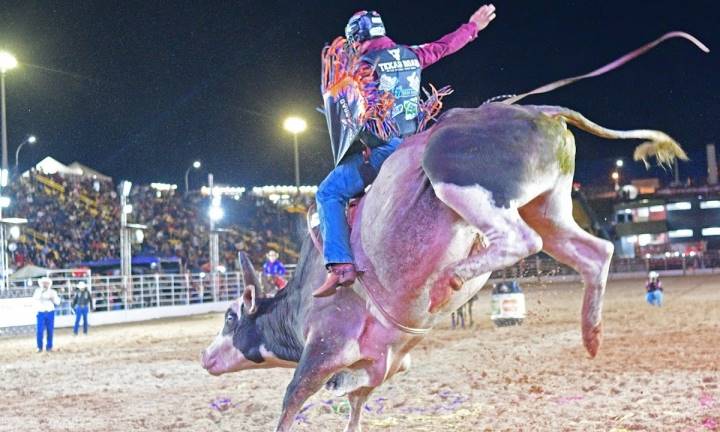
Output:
[6, 170, 302, 274]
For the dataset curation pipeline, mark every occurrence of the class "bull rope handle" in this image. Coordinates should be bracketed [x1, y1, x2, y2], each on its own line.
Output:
[502, 31, 709, 105]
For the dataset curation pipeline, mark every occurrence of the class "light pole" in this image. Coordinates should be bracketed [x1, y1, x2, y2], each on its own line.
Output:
[15, 135, 37, 170]
[0, 216, 27, 291]
[119, 180, 133, 298]
[283, 116, 307, 190]
[0, 51, 18, 187]
[184, 160, 201, 195]
[207, 173, 224, 301]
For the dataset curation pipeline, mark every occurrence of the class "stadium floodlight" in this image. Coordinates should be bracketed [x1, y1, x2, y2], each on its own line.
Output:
[121, 180, 132, 197]
[193, 160, 201, 169]
[28, 135, 36, 144]
[616, 159, 624, 168]
[209, 205, 224, 222]
[0, 52, 17, 74]
[283, 116, 307, 134]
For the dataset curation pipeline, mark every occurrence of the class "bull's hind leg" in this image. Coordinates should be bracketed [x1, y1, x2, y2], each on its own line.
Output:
[519, 176, 614, 357]
[429, 182, 543, 312]
[344, 387, 374, 432]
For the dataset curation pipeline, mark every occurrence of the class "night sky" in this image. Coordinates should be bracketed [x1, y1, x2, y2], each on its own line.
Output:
[0, 1, 717, 189]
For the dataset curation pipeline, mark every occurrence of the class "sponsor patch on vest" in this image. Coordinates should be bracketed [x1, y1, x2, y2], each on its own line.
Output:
[406, 71, 420, 92]
[403, 98, 419, 120]
[377, 58, 421, 73]
[379, 75, 398, 92]
[392, 104, 404, 118]
[388, 48, 401, 61]
[393, 86, 417, 98]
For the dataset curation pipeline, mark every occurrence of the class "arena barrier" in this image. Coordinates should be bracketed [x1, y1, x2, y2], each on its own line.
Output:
[0, 272, 250, 333]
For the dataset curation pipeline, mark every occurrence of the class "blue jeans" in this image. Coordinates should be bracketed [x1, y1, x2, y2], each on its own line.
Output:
[36, 311, 55, 350]
[317, 138, 402, 265]
[73, 306, 89, 334]
[646, 290, 663, 307]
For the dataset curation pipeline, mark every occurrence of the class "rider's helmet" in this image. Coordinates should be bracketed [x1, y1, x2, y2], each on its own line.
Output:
[345, 10, 386, 45]
[648, 271, 659, 280]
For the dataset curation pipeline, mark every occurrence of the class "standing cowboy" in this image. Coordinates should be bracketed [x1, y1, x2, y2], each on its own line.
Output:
[314, 5, 497, 297]
[33, 277, 61, 352]
[71, 281, 94, 335]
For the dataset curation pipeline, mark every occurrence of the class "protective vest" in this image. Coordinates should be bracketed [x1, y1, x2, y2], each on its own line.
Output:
[362, 45, 422, 138]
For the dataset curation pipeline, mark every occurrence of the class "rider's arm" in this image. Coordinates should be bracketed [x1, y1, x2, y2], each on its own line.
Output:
[410, 23, 479, 69]
[410, 4, 496, 69]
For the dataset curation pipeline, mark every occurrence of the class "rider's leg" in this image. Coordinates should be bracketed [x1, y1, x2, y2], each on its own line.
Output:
[314, 138, 402, 297]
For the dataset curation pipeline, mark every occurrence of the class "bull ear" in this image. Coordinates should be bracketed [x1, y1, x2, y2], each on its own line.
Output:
[242, 284, 258, 315]
[238, 251, 265, 297]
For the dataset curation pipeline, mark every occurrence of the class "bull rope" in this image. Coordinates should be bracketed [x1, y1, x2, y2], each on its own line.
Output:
[501, 31, 709, 105]
[360, 277, 433, 335]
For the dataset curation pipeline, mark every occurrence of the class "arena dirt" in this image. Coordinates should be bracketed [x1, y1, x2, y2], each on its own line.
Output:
[1, 275, 718, 432]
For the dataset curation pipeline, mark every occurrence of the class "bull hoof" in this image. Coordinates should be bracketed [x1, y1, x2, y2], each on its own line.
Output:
[582, 322, 603, 358]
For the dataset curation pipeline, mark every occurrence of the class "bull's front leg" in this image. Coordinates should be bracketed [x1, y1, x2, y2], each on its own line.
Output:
[275, 336, 363, 432]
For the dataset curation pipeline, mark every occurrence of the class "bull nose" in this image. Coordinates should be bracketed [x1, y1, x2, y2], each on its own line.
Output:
[200, 350, 215, 370]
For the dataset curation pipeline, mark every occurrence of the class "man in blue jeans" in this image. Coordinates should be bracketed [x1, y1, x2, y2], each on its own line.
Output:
[314, 5, 497, 297]
[33, 277, 61, 352]
[72, 281, 93, 335]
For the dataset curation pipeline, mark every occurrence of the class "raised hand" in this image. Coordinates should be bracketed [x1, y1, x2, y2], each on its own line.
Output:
[469, 4, 496, 32]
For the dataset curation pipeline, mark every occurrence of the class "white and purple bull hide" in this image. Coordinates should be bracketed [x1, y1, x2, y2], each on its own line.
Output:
[202, 102, 686, 432]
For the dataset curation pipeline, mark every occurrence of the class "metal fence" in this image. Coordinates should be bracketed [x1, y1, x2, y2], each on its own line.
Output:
[490, 250, 720, 280]
[1, 272, 246, 317]
[2, 251, 718, 319]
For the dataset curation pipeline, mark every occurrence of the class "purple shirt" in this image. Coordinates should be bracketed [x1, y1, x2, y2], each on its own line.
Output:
[360, 22, 480, 69]
[263, 260, 286, 277]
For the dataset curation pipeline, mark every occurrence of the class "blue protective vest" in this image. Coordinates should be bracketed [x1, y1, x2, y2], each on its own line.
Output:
[362, 45, 422, 138]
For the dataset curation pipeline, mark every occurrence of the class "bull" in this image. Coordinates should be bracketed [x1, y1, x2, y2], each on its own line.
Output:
[202, 100, 688, 431]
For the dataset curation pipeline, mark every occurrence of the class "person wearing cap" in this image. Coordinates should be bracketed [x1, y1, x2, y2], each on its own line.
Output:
[71, 281, 94, 335]
[32, 277, 61, 352]
[646, 271, 663, 307]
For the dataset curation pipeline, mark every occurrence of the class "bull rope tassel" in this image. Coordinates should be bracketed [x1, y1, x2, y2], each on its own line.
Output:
[417, 84, 454, 132]
[502, 31, 709, 105]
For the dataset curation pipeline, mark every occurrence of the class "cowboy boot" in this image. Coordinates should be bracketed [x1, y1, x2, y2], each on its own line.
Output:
[313, 263, 357, 297]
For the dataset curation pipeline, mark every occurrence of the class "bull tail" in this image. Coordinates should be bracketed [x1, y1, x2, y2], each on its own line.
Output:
[540, 106, 688, 168]
[502, 31, 709, 105]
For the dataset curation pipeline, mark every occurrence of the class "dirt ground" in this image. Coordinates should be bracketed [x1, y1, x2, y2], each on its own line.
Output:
[1, 275, 718, 432]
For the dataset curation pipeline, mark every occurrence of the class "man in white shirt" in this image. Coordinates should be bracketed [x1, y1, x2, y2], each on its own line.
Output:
[33, 277, 61, 352]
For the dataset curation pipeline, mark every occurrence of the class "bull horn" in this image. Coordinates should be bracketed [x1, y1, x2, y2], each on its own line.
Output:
[242, 284, 258, 315]
[238, 251, 264, 296]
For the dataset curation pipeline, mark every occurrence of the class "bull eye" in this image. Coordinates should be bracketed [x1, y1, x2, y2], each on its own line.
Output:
[225, 312, 238, 326]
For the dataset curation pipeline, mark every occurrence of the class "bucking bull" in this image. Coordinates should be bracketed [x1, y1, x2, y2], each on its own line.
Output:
[201, 33, 708, 431]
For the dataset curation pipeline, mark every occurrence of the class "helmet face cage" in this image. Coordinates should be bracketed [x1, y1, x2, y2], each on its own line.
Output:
[345, 10, 385, 45]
